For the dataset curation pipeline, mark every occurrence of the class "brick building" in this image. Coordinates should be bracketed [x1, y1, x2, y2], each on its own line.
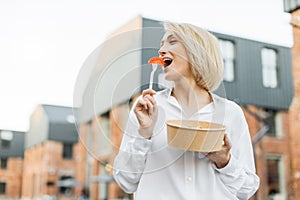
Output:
[76, 16, 298, 200]
[0, 130, 24, 199]
[2, 11, 297, 200]
[21, 104, 82, 199]
[245, 1, 300, 197]
[284, 1, 300, 199]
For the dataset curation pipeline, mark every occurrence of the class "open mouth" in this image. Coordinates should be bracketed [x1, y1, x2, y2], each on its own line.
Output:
[163, 58, 173, 68]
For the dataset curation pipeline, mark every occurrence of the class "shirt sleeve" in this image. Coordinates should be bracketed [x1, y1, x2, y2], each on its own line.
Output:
[213, 105, 260, 200]
[113, 106, 152, 194]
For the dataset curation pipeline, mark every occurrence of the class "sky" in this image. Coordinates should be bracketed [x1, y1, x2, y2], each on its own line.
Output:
[0, 0, 293, 132]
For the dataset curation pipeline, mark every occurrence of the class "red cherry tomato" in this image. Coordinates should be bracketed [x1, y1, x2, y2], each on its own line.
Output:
[148, 57, 165, 67]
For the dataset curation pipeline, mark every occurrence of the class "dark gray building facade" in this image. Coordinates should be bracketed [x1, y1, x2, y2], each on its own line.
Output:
[26, 104, 78, 149]
[78, 16, 293, 122]
[0, 130, 25, 158]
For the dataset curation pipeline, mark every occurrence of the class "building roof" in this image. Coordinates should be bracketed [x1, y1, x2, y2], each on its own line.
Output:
[284, 0, 300, 12]
[41, 105, 78, 143]
[41, 104, 78, 124]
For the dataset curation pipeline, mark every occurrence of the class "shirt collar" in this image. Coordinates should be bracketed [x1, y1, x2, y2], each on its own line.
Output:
[163, 87, 224, 114]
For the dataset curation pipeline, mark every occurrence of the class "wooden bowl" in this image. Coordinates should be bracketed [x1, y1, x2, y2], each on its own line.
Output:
[166, 120, 226, 152]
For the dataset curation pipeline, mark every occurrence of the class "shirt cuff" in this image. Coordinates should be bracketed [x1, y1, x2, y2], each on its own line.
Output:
[213, 154, 240, 175]
[132, 135, 152, 154]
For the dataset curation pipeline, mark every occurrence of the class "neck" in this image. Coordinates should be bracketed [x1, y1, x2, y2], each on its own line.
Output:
[172, 79, 211, 115]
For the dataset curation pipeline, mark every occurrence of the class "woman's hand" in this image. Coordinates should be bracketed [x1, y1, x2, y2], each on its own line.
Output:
[134, 89, 158, 139]
[206, 134, 232, 169]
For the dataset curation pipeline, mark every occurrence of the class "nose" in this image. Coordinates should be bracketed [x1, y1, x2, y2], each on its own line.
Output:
[158, 43, 167, 57]
[158, 47, 166, 57]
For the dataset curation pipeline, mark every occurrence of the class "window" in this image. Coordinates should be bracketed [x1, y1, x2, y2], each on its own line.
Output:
[265, 110, 282, 137]
[0, 182, 6, 194]
[267, 156, 286, 200]
[0, 131, 13, 149]
[46, 181, 55, 186]
[59, 176, 72, 195]
[219, 39, 235, 82]
[0, 158, 7, 169]
[265, 110, 276, 136]
[1, 140, 10, 149]
[261, 48, 278, 88]
[62, 143, 73, 159]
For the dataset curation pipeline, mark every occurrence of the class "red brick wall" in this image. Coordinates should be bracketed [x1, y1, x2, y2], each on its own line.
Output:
[88, 105, 130, 200]
[289, 8, 300, 200]
[241, 19, 300, 197]
[74, 124, 89, 196]
[109, 105, 129, 199]
[83, 104, 130, 199]
[242, 106, 293, 199]
[251, 9, 300, 199]
[0, 157, 22, 198]
[22, 144, 43, 198]
[22, 140, 79, 199]
[89, 117, 101, 200]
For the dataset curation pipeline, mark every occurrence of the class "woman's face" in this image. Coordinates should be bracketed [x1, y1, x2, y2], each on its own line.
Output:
[158, 32, 193, 82]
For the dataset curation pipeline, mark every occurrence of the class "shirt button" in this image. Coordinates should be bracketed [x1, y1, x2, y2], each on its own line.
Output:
[186, 176, 192, 182]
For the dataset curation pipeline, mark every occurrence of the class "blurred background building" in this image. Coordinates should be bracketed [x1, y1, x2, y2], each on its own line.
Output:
[0, 130, 24, 199]
[21, 104, 81, 200]
[284, 0, 300, 199]
[0, 1, 300, 198]
[75, 14, 298, 200]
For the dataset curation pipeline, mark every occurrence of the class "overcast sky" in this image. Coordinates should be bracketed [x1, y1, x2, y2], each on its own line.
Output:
[0, 0, 293, 131]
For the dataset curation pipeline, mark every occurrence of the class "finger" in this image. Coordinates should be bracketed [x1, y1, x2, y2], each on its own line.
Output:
[144, 94, 156, 105]
[137, 99, 148, 110]
[142, 89, 156, 97]
[143, 98, 153, 114]
[223, 134, 232, 149]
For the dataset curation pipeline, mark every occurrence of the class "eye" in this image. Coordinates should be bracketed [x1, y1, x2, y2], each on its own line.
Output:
[169, 40, 177, 44]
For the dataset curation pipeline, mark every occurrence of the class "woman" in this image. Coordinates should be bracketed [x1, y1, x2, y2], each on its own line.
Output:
[113, 21, 260, 200]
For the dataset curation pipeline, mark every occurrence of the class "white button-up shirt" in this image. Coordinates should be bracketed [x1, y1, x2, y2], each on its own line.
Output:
[113, 88, 260, 200]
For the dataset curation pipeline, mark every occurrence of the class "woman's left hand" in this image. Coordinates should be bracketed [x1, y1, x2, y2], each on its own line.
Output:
[206, 133, 232, 169]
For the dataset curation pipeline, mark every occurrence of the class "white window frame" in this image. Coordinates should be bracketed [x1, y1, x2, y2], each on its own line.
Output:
[266, 111, 283, 138]
[266, 155, 286, 200]
[261, 48, 278, 88]
[275, 112, 283, 138]
[219, 39, 235, 82]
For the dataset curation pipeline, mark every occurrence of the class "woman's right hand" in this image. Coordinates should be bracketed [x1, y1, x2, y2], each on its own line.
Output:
[134, 89, 158, 139]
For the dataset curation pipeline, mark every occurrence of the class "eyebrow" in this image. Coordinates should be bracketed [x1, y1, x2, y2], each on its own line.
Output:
[160, 34, 175, 47]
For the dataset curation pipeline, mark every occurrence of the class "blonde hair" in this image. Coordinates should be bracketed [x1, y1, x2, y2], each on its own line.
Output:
[164, 21, 224, 91]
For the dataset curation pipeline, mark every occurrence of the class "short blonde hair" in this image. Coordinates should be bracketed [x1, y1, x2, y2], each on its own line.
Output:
[164, 21, 224, 91]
